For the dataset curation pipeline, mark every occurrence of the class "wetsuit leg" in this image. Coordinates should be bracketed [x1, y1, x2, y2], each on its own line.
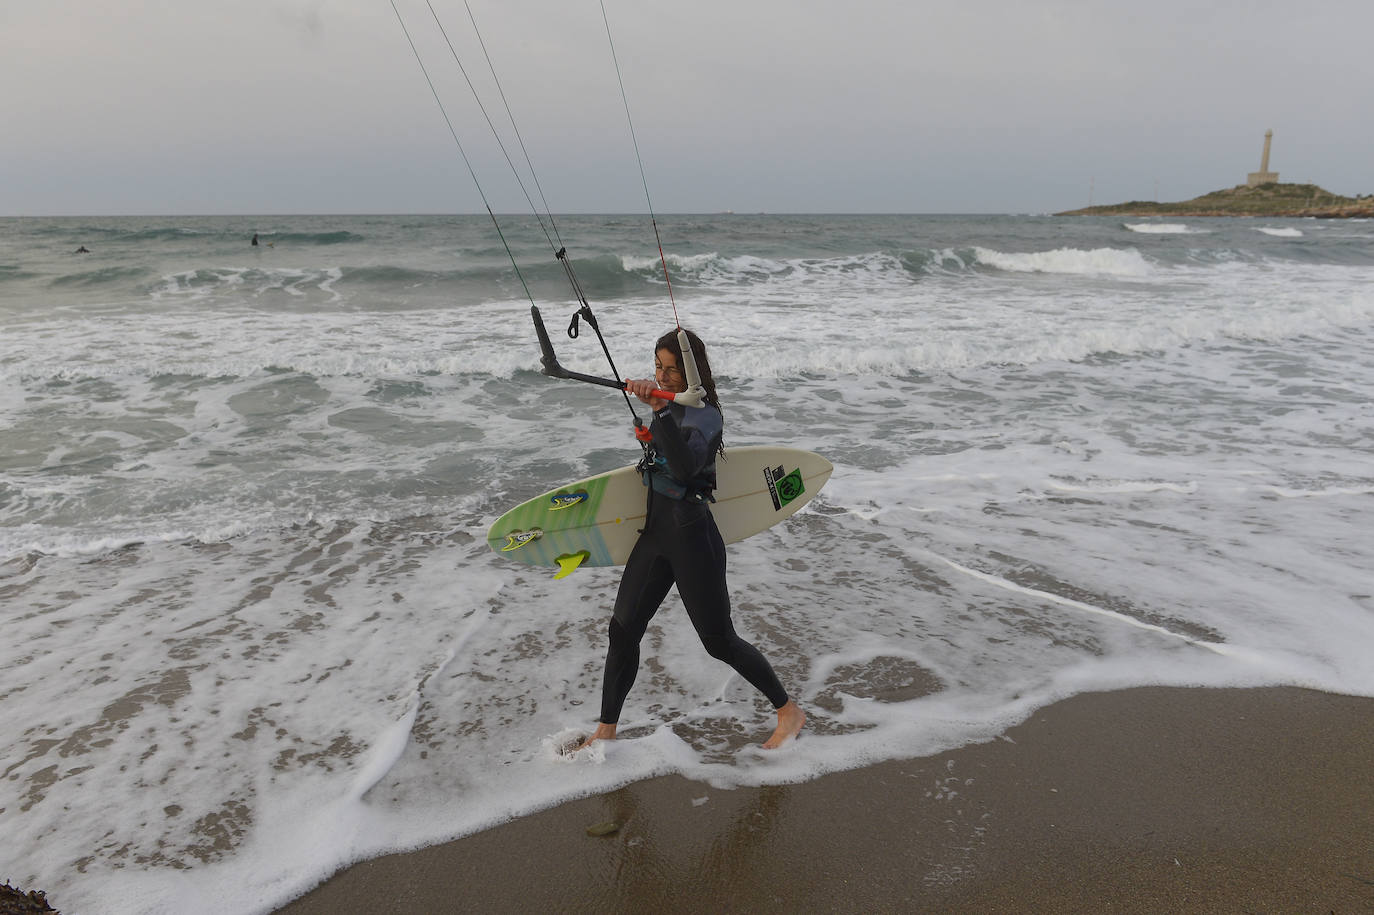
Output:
[672, 511, 789, 710]
[599, 533, 675, 724]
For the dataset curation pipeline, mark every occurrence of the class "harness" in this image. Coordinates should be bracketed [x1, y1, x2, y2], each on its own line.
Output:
[638, 450, 715, 504]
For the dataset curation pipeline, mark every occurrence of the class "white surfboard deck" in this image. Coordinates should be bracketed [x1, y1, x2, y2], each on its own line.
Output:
[487, 445, 832, 577]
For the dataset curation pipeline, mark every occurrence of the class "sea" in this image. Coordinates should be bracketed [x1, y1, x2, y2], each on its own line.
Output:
[3, 212, 1373, 913]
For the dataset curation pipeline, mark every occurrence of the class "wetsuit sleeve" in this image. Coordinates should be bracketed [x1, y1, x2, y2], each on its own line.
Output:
[649, 405, 719, 483]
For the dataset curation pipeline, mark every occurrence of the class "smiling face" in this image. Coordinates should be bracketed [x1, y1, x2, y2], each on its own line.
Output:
[653, 347, 686, 394]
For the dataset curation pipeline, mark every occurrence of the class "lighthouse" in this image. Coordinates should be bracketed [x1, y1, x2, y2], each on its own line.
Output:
[1247, 130, 1279, 187]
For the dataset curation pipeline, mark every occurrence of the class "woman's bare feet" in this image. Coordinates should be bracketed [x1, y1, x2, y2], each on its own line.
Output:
[762, 700, 805, 749]
[574, 721, 618, 751]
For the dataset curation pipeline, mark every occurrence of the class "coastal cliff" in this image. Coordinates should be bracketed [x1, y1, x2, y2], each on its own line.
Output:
[1058, 182, 1373, 218]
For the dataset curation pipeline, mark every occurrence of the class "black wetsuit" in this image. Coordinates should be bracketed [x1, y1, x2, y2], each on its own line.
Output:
[599, 401, 789, 725]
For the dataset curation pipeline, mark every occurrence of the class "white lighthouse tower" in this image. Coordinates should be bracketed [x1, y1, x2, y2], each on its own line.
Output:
[1247, 129, 1279, 187]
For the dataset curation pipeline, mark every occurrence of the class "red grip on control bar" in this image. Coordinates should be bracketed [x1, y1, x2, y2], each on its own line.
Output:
[622, 381, 679, 402]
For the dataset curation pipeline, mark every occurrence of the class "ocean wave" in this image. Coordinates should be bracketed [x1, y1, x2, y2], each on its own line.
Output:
[0, 265, 43, 284]
[140, 258, 649, 304]
[6, 281, 1373, 384]
[257, 230, 366, 246]
[64, 241, 1337, 314]
[624, 245, 1173, 285]
[1256, 227, 1303, 238]
[2, 350, 550, 384]
[125, 227, 219, 242]
[23, 223, 210, 240]
[622, 250, 930, 290]
[21, 223, 366, 245]
[49, 265, 156, 287]
[547, 252, 649, 296]
[971, 246, 1152, 277]
[621, 251, 735, 280]
[109, 226, 365, 246]
[147, 264, 517, 302]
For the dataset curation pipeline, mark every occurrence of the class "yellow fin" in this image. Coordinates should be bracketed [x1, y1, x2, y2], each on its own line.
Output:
[553, 550, 590, 579]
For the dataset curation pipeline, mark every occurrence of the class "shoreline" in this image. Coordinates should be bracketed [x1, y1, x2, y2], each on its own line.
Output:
[276, 685, 1374, 913]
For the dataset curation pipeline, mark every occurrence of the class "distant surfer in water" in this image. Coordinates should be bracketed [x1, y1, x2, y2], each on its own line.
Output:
[251, 233, 259, 247]
[578, 329, 805, 750]
[74, 246, 90, 254]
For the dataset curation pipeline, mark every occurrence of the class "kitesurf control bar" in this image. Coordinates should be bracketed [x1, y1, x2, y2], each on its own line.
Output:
[530, 306, 702, 406]
[524, 306, 697, 403]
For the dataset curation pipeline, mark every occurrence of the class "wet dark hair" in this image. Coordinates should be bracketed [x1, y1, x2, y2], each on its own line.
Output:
[655, 327, 724, 455]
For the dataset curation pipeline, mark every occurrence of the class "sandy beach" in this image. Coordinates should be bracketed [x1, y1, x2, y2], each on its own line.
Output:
[275, 686, 1374, 913]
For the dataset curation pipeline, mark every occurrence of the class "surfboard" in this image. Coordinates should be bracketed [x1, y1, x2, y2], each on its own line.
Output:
[486, 446, 833, 578]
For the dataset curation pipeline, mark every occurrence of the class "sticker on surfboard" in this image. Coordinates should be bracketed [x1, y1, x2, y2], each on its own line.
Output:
[501, 529, 543, 551]
[549, 491, 589, 511]
[764, 465, 805, 511]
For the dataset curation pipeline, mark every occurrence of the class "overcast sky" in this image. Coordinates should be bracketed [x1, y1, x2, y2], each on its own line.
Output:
[3, 0, 1371, 215]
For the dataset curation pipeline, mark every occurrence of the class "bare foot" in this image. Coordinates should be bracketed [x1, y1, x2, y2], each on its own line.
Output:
[574, 721, 618, 752]
[762, 700, 805, 749]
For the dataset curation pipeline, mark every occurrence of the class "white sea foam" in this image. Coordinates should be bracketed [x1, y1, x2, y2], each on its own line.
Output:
[1124, 223, 1200, 234]
[5, 213, 1374, 915]
[1256, 226, 1304, 237]
[622, 251, 721, 273]
[1261, 484, 1374, 499]
[972, 245, 1152, 276]
[150, 266, 349, 302]
[5, 259, 1373, 389]
[1048, 477, 1199, 495]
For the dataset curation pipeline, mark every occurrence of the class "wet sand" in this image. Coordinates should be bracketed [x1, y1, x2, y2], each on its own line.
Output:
[277, 686, 1374, 913]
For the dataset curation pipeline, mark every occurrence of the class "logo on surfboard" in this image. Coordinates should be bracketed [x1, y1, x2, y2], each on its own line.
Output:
[764, 465, 805, 510]
[548, 490, 589, 511]
[501, 529, 543, 551]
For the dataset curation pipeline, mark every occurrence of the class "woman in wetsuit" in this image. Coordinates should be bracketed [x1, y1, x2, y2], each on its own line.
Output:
[580, 329, 805, 750]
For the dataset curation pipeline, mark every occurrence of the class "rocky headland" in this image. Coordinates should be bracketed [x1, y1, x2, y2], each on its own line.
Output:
[1058, 182, 1373, 218]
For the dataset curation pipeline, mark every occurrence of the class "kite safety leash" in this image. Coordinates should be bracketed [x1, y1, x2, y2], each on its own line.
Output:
[600, 0, 680, 332]
[598, 2, 708, 410]
[396, 0, 706, 429]
[525, 3, 709, 421]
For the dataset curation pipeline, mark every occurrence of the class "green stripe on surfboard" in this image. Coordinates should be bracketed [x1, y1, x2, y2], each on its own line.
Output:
[497, 472, 613, 533]
[486, 472, 623, 568]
